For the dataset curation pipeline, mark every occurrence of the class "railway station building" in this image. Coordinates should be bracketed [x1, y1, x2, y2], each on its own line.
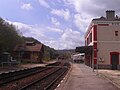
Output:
[13, 42, 44, 63]
[76, 10, 120, 70]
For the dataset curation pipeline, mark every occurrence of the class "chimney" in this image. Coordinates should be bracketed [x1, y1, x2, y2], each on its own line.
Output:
[106, 10, 115, 20]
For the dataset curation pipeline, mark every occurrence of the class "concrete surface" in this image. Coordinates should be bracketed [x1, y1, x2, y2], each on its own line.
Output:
[0, 61, 57, 74]
[57, 64, 119, 90]
[98, 69, 120, 89]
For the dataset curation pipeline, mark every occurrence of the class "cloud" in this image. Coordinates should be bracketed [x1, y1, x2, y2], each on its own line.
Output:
[21, 3, 33, 10]
[38, 0, 50, 8]
[13, 22, 81, 50]
[64, 0, 120, 16]
[59, 28, 84, 49]
[44, 28, 84, 49]
[74, 13, 91, 33]
[46, 27, 63, 33]
[51, 9, 70, 20]
[51, 17, 60, 27]
[7, 20, 48, 41]
[6, 19, 84, 49]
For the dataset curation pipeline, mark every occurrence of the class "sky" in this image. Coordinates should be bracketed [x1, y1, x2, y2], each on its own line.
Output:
[0, 0, 120, 50]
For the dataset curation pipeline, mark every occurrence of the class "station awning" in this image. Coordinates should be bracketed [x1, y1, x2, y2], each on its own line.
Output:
[75, 46, 93, 54]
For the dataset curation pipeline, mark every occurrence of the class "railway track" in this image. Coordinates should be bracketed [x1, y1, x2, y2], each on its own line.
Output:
[20, 67, 68, 90]
[0, 67, 52, 86]
[0, 61, 70, 90]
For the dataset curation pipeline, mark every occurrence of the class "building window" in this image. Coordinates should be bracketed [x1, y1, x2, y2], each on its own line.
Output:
[85, 40, 87, 46]
[115, 31, 118, 36]
[90, 33, 92, 42]
[87, 38, 89, 45]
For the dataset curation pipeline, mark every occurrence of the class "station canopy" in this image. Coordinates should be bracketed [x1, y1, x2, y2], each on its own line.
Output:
[75, 46, 93, 54]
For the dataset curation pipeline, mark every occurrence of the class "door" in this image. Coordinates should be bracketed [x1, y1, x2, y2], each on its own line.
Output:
[110, 52, 119, 70]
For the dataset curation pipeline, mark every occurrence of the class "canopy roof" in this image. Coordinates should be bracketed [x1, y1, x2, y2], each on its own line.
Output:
[75, 46, 93, 54]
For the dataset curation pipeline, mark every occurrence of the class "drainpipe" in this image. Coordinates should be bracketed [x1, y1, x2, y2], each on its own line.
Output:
[96, 49, 99, 74]
[91, 45, 94, 72]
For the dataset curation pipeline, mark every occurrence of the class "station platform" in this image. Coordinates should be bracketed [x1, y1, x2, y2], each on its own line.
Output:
[0, 61, 56, 74]
[0, 60, 58, 74]
[57, 63, 119, 90]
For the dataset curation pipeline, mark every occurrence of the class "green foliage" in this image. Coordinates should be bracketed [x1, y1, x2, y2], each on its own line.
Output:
[43, 46, 58, 61]
[0, 17, 24, 53]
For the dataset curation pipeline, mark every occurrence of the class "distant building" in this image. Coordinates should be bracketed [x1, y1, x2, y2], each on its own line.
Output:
[13, 42, 44, 63]
[76, 10, 120, 70]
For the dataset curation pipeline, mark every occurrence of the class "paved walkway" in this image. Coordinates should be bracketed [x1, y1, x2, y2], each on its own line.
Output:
[98, 69, 120, 89]
[58, 64, 119, 90]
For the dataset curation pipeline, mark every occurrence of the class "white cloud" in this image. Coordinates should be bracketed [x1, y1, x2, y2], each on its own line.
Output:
[64, 0, 82, 12]
[59, 28, 84, 49]
[64, 0, 120, 16]
[47, 27, 63, 33]
[44, 28, 84, 49]
[51, 17, 60, 27]
[43, 40, 60, 49]
[7, 20, 49, 41]
[21, 3, 33, 10]
[51, 9, 70, 20]
[38, 0, 50, 8]
[63, 0, 93, 12]
[74, 13, 91, 33]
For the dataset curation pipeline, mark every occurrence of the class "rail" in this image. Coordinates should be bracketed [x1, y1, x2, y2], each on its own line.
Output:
[0, 67, 52, 86]
[0, 61, 71, 90]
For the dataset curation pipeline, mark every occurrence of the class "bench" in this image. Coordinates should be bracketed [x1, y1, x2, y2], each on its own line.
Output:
[11, 59, 21, 65]
[1, 57, 21, 67]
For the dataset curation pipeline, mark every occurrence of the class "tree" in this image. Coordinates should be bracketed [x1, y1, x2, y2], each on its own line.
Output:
[0, 17, 24, 54]
[43, 46, 58, 61]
